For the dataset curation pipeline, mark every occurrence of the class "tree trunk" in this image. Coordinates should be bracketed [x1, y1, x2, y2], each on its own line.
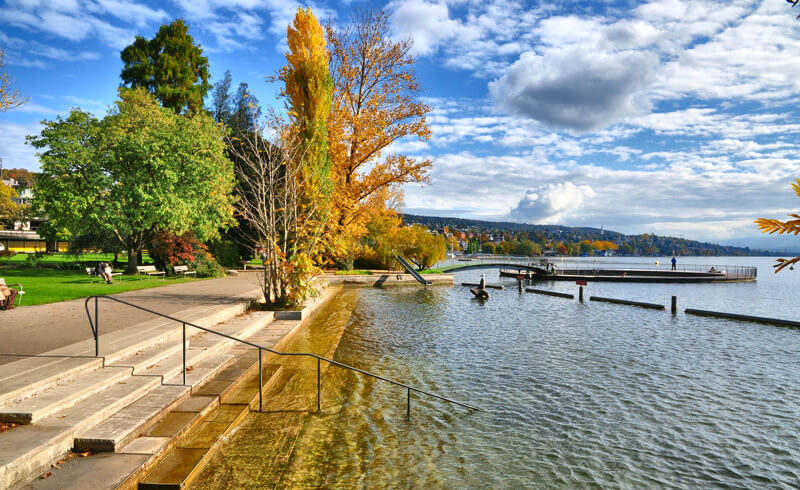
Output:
[126, 247, 140, 274]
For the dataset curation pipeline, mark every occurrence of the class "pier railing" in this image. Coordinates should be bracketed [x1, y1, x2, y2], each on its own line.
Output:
[549, 264, 757, 280]
[84, 295, 479, 418]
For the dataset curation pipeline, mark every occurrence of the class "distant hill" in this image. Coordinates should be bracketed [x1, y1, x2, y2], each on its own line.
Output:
[401, 213, 773, 257]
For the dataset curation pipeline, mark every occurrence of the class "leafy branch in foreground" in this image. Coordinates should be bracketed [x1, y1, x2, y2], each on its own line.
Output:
[755, 178, 800, 272]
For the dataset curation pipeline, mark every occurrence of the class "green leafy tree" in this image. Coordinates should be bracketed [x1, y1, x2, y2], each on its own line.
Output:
[29, 88, 235, 273]
[397, 225, 446, 270]
[120, 19, 211, 115]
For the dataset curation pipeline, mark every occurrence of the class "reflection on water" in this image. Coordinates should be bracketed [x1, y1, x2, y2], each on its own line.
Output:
[202, 258, 800, 488]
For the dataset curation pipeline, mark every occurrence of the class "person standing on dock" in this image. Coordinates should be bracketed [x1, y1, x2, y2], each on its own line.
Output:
[671, 256, 677, 271]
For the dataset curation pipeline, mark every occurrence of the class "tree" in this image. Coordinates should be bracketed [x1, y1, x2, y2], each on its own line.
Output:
[228, 82, 262, 134]
[755, 178, 800, 272]
[397, 225, 446, 270]
[285, 7, 334, 210]
[120, 19, 211, 115]
[326, 9, 432, 243]
[29, 88, 235, 272]
[227, 115, 325, 306]
[482, 242, 497, 254]
[0, 182, 19, 228]
[0, 50, 27, 112]
[209, 69, 233, 123]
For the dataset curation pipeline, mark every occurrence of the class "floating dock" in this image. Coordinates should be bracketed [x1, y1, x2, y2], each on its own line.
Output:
[500, 266, 756, 283]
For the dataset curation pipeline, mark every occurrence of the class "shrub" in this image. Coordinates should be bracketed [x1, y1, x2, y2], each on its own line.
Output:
[150, 231, 206, 272]
[207, 238, 242, 268]
[25, 252, 47, 267]
[194, 251, 225, 278]
[0, 249, 16, 265]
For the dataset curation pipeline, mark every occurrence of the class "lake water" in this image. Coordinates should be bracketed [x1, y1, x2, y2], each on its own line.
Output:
[202, 256, 800, 488]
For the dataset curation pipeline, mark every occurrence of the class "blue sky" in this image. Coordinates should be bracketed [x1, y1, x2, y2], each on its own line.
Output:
[1, 0, 800, 248]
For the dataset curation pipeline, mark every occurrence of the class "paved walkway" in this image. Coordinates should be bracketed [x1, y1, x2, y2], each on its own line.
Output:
[0, 273, 263, 365]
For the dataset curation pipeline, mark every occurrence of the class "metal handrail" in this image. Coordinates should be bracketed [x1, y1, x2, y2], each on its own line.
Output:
[83, 295, 479, 417]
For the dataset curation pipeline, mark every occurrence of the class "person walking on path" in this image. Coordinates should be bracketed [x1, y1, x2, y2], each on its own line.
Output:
[671, 256, 677, 271]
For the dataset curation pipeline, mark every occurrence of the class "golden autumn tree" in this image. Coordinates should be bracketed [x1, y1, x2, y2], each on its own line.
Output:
[0, 50, 28, 112]
[285, 7, 334, 208]
[755, 178, 800, 272]
[326, 10, 432, 258]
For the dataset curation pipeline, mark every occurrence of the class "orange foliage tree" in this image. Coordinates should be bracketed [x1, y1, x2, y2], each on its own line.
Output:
[755, 179, 800, 272]
[325, 9, 432, 260]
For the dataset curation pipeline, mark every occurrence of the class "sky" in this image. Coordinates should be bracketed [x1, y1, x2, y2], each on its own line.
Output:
[1, 0, 800, 249]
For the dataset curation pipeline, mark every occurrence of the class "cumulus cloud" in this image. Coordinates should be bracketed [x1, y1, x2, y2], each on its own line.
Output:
[489, 49, 658, 131]
[508, 182, 596, 224]
[389, 0, 481, 55]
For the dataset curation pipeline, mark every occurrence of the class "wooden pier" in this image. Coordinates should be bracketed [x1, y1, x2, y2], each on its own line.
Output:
[500, 266, 756, 283]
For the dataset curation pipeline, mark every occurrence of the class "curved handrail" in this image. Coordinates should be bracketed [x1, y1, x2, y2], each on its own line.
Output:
[83, 295, 480, 415]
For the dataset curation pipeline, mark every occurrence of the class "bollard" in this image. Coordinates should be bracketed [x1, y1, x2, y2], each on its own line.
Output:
[518, 278, 523, 292]
[579, 286, 584, 303]
[671, 296, 677, 315]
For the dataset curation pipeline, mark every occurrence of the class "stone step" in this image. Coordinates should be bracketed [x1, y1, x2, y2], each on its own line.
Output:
[0, 366, 134, 424]
[0, 375, 162, 490]
[0, 357, 103, 406]
[0, 298, 258, 409]
[105, 338, 188, 375]
[74, 385, 191, 453]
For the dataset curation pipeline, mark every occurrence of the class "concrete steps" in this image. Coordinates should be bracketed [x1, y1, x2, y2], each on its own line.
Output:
[0, 375, 163, 489]
[0, 300, 269, 490]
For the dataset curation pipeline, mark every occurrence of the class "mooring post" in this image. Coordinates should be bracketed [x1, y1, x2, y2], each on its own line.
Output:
[579, 286, 584, 303]
[671, 296, 677, 315]
[518, 278, 523, 292]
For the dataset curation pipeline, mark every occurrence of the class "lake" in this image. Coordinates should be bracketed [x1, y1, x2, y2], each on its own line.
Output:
[200, 256, 800, 488]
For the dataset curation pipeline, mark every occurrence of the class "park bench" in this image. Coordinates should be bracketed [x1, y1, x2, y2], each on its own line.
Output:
[136, 265, 165, 280]
[0, 278, 25, 305]
[85, 267, 123, 283]
[173, 265, 196, 278]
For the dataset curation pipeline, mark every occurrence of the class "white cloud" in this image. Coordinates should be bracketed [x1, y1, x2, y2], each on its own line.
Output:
[389, 0, 481, 55]
[508, 182, 597, 224]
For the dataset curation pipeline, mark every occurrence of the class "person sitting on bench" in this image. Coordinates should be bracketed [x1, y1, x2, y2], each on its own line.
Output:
[96, 262, 113, 284]
[0, 284, 18, 310]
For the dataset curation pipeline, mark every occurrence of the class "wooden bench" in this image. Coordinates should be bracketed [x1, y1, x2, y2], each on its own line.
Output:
[137, 265, 166, 280]
[173, 265, 196, 278]
[0, 278, 25, 305]
[86, 267, 123, 283]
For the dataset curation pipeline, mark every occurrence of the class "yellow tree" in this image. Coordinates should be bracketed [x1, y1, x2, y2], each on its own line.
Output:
[0, 182, 19, 228]
[0, 50, 28, 112]
[326, 9, 432, 248]
[755, 179, 800, 272]
[285, 7, 334, 206]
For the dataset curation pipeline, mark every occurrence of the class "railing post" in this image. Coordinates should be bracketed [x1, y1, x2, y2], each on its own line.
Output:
[182, 322, 186, 386]
[407, 388, 411, 419]
[259, 348, 263, 412]
[94, 297, 99, 357]
[317, 357, 321, 412]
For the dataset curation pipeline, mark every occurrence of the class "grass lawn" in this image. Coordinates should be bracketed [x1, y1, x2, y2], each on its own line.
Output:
[0, 267, 200, 306]
[1, 252, 153, 268]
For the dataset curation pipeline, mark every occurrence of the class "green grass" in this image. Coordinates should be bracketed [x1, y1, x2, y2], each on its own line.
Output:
[419, 269, 443, 274]
[334, 270, 373, 275]
[0, 267, 200, 306]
